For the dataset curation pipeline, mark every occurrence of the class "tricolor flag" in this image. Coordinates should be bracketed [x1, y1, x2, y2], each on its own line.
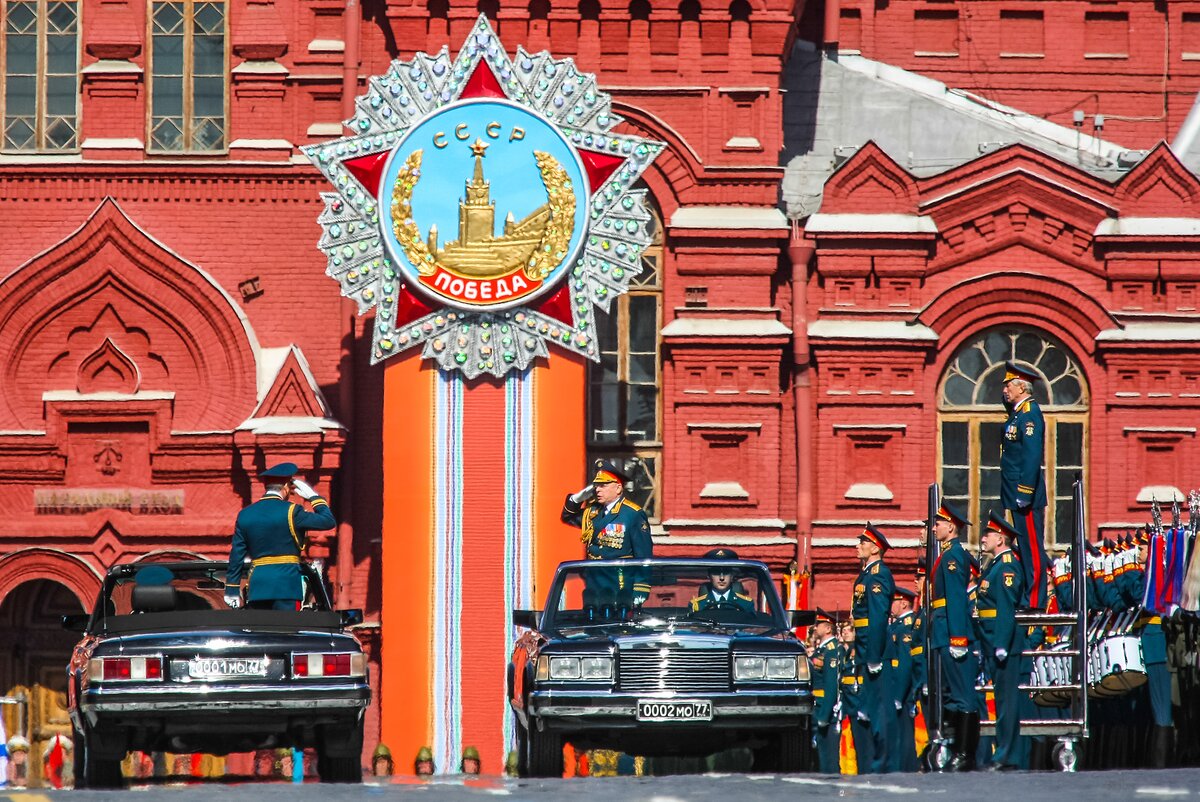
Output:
[0, 707, 8, 787]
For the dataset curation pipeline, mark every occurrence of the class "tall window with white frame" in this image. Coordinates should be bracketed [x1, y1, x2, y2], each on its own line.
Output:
[938, 328, 1088, 546]
[2, 0, 79, 151]
[149, 0, 226, 152]
[586, 199, 663, 520]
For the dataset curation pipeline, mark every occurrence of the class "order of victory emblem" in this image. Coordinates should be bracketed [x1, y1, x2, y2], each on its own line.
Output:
[302, 16, 663, 378]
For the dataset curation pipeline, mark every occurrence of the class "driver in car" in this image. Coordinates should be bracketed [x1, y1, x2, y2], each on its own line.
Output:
[690, 548, 756, 613]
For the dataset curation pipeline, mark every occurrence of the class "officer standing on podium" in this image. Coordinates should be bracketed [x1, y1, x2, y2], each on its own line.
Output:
[999, 360, 1051, 611]
[851, 523, 895, 774]
[224, 462, 335, 611]
[928, 500, 979, 771]
[976, 512, 1025, 771]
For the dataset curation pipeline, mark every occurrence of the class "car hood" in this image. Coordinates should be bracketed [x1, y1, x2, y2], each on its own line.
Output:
[546, 623, 795, 646]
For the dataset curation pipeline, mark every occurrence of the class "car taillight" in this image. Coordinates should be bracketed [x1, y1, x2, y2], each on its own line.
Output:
[89, 656, 163, 681]
[291, 652, 366, 678]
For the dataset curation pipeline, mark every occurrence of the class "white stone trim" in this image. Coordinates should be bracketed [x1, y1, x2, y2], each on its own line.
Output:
[42, 390, 175, 402]
[1123, 426, 1197, 434]
[236, 416, 345, 434]
[662, 518, 788, 529]
[686, 422, 763, 431]
[307, 122, 345, 137]
[844, 482, 894, 501]
[670, 206, 789, 230]
[308, 38, 345, 52]
[808, 319, 938, 341]
[806, 213, 938, 234]
[699, 482, 751, 499]
[1096, 322, 1200, 342]
[229, 138, 294, 150]
[80, 137, 145, 149]
[724, 136, 762, 149]
[82, 59, 143, 74]
[1095, 218, 1200, 237]
[654, 534, 796, 545]
[812, 537, 922, 547]
[232, 60, 289, 75]
[661, 318, 793, 337]
[1136, 486, 1185, 503]
[832, 424, 908, 431]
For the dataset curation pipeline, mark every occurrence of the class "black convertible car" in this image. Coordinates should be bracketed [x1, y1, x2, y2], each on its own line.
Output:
[63, 560, 369, 787]
[508, 558, 814, 776]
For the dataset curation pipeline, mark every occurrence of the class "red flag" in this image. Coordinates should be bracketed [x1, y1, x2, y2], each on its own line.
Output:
[46, 735, 64, 788]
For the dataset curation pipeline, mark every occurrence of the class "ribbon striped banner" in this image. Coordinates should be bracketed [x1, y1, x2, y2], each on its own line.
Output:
[431, 371, 464, 771]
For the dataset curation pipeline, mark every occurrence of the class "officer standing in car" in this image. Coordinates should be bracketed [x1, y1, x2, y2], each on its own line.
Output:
[851, 523, 895, 774]
[224, 463, 335, 611]
[561, 459, 653, 609]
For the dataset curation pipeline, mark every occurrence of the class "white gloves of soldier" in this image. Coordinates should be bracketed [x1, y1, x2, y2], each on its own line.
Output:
[569, 485, 596, 505]
[632, 593, 648, 606]
[291, 479, 319, 501]
[995, 648, 1008, 662]
[867, 662, 883, 675]
[224, 593, 241, 609]
[949, 646, 968, 660]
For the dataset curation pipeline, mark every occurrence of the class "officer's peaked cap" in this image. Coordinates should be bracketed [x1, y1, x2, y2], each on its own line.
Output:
[929, 500, 971, 529]
[859, 522, 892, 553]
[260, 462, 299, 480]
[986, 510, 1021, 540]
[705, 547, 739, 560]
[591, 458, 630, 485]
[815, 607, 835, 625]
[893, 586, 918, 601]
[1003, 360, 1039, 384]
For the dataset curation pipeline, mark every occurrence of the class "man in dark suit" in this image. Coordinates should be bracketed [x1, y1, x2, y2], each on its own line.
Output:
[224, 462, 336, 611]
[561, 459, 653, 609]
[999, 360, 1050, 610]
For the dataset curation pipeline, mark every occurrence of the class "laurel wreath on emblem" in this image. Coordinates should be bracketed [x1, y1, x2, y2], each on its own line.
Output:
[389, 149, 576, 282]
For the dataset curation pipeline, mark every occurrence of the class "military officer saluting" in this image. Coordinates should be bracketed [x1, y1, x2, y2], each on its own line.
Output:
[561, 459, 653, 609]
[224, 463, 335, 610]
[809, 609, 843, 774]
[976, 512, 1025, 771]
[928, 500, 979, 772]
[690, 548, 755, 613]
[851, 523, 895, 774]
[999, 360, 1051, 610]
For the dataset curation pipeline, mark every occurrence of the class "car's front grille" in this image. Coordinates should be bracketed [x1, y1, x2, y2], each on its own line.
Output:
[617, 647, 730, 693]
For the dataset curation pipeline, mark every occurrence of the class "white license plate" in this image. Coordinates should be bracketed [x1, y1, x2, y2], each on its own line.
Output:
[188, 657, 268, 679]
[636, 699, 713, 722]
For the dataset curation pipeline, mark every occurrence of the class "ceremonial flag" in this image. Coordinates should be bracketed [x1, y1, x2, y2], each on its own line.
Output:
[45, 735, 64, 789]
[0, 706, 8, 787]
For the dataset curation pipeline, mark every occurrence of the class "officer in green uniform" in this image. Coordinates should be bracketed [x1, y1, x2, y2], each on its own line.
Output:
[929, 500, 979, 771]
[838, 619, 869, 772]
[886, 586, 919, 772]
[561, 459, 653, 610]
[1131, 528, 1173, 766]
[999, 360, 1051, 611]
[809, 609, 842, 774]
[977, 512, 1025, 771]
[851, 523, 895, 774]
[690, 548, 756, 613]
[224, 463, 335, 610]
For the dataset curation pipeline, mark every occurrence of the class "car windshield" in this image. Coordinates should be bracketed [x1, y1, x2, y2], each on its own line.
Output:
[98, 563, 330, 618]
[543, 561, 786, 632]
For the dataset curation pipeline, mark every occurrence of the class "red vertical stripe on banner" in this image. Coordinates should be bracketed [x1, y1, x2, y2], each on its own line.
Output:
[458, 378, 509, 773]
[1026, 509, 1041, 607]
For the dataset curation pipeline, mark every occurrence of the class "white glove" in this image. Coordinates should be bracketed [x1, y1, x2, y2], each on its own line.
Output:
[224, 593, 241, 609]
[895, 699, 903, 711]
[291, 478, 319, 500]
[632, 593, 648, 606]
[569, 485, 596, 505]
[995, 648, 1008, 662]
[949, 646, 968, 660]
[867, 662, 883, 675]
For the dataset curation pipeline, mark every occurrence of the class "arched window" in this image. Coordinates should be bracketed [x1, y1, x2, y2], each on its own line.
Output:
[587, 198, 664, 520]
[938, 328, 1088, 545]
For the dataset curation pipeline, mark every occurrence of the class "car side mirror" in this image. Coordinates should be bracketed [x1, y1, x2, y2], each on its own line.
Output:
[62, 614, 89, 633]
[789, 610, 816, 628]
[512, 610, 539, 629]
[339, 609, 364, 627]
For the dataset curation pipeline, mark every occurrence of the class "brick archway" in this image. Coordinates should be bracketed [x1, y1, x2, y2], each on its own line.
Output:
[0, 548, 103, 610]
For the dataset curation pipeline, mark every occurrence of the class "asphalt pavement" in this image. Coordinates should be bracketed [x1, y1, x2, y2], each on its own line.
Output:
[7, 770, 1200, 802]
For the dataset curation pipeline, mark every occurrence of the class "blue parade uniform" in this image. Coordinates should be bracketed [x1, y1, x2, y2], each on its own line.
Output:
[931, 537, 976, 714]
[561, 461, 653, 608]
[998, 361, 1050, 610]
[976, 528, 1025, 768]
[225, 464, 335, 610]
[811, 629, 843, 774]
[689, 581, 755, 613]
[851, 524, 895, 774]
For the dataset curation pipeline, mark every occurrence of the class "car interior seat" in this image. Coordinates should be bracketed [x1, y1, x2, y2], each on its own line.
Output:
[131, 583, 178, 613]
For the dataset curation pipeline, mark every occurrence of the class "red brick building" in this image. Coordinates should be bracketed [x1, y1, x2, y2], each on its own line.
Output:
[0, 0, 1198, 779]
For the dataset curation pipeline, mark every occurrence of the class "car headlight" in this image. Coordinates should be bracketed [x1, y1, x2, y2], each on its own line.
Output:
[796, 653, 811, 683]
[734, 656, 766, 680]
[549, 656, 581, 679]
[735, 654, 800, 681]
[580, 656, 612, 680]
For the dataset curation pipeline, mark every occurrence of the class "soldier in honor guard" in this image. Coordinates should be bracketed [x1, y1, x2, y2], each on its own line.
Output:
[838, 619, 869, 773]
[999, 360, 1051, 610]
[809, 609, 843, 774]
[224, 463, 335, 610]
[690, 548, 756, 613]
[928, 500, 979, 771]
[977, 512, 1025, 771]
[851, 524, 896, 774]
[561, 459, 653, 610]
[886, 586, 920, 772]
[1131, 528, 1173, 767]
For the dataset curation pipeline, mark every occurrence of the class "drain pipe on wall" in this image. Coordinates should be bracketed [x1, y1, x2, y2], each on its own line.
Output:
[334, 0, 361, 610]
[823, 0, 840, 51]
[788, 222, 815, 580]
